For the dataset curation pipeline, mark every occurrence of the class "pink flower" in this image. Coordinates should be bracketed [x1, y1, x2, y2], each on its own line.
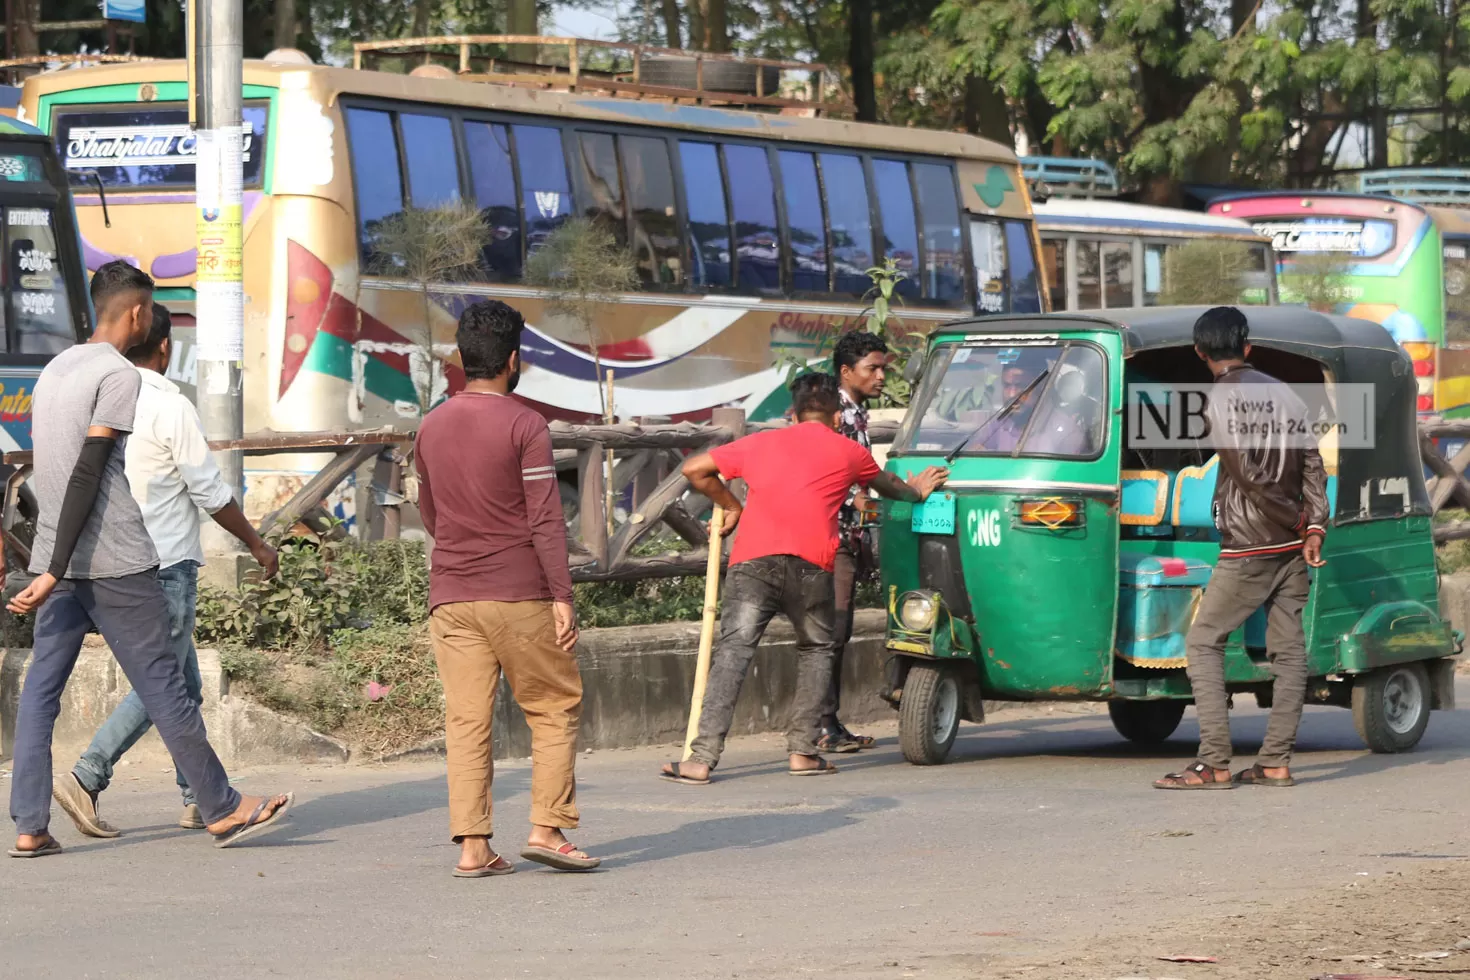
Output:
[365, 681, 392, 702]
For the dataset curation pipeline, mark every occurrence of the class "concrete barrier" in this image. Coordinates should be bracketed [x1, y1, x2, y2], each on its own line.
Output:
[0, 610, 895, 766]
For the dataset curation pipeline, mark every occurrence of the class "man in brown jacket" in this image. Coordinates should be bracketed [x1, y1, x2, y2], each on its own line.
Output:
[1155, 306, 1329, 791]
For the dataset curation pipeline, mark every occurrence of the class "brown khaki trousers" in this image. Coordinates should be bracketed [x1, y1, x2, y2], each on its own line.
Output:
[429, 599, 583, 840]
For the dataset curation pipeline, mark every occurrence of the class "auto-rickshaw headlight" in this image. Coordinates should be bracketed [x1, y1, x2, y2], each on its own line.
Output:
[898, 590, 940, 632]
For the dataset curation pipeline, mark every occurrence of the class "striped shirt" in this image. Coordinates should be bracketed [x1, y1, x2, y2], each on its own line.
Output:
[414, 391, 574, 609]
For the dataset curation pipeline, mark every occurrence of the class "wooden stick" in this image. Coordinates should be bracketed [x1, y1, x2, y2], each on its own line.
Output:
[682, 505, 724, 762]
[605, 369, 616, 539]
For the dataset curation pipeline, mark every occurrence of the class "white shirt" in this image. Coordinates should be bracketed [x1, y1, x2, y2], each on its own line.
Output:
[124, 367, 234, 568]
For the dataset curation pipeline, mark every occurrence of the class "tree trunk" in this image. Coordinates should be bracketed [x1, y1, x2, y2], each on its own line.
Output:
[699, 0, 728, 53]
[273, 0, 297, 50]
[661, 0, 682, 47]
[507, 0, 538, 65]
[686, 0, 705, 50]
[412, 0, 433, 37]
[963, 73, 1011, 145]
[847, 0, 876, 122]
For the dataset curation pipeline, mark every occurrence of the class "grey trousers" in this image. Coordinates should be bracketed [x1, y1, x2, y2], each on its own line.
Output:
[1185, 553, 1311, 770]
[688, 555, 835, 768]
[10, 572, 241, 836]
[820, 543, 860, 724]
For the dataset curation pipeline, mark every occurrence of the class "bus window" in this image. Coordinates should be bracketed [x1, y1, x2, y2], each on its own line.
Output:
[970, 219, 1005, 314]
[620, 135, 681, 287]
[913, 162, 964, 305]
[1143, 243, 1167, 306]
[514, 125, 572, 254]
[346, 107, 404, 259]
[9, 206, 76, 354]
[463, 121, 522, 280]
[573, 132, 625, 243]
[724, 144, 780, 293]
[1103, 242, 1132, 307]
[678, 142, 731, 288]
[399, 113, 459, 208]
[1042, 238, 1067, 311]
[779, 150, 828, 293]
[1004, 220, 1042, 313]
[1076, 240, 1101, 309]
[1446, 242, 1470, 343]
[819, 153, 874, 296]
[872, 158, 919, 300]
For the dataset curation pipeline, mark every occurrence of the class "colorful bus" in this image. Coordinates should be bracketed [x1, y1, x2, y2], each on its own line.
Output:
[20, 49, 1043, 501]
[1207, 192, 1443, 414]
[0, 115, 90, 453]
[1357, 169, 1470, 416]
[1032, 198, 1276, 312]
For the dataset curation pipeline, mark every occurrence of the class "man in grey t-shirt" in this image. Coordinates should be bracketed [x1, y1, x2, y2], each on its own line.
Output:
[3, 261, 293, 858]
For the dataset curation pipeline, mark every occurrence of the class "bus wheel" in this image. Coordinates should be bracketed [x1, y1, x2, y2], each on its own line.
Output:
[899, 663, 960, 766]
[1353, 662, 1431, 753]
[1108, 700, 1187, 744]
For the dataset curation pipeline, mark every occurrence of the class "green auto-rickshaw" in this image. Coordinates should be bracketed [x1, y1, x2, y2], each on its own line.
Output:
[880, 306, 1461, 765]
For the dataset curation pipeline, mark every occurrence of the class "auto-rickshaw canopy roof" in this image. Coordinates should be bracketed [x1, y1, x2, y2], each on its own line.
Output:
[932, 306, 1427, 523]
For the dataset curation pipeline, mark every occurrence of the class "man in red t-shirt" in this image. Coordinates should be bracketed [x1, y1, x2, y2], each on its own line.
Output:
[660, 373, 947, 784]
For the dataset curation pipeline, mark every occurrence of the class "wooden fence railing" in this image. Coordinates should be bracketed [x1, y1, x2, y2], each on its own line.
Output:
[8, 413, 1470, 582]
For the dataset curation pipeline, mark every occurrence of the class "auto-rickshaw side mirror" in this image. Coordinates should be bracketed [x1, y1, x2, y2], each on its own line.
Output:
[903, 348, 927, 385]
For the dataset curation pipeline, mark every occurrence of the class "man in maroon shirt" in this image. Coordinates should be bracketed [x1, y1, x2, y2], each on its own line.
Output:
[415, 300, 598, 877]
[660, 373, 947, 785]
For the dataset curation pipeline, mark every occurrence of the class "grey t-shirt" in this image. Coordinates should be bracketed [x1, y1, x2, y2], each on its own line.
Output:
[29, 343, 159, 579]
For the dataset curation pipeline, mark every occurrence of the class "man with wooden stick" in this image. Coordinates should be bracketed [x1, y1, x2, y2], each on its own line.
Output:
[660, 373, 947, 785]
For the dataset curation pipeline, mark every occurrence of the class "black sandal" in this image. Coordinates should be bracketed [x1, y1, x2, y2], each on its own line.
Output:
[816, 730, 861, 754]
[659, 762, 710, 786]
[211, 793, 295, 849]
[789, 757, 839, 776]
[1153, 761, 1234, 790]
[1234, 764, 1295, 787]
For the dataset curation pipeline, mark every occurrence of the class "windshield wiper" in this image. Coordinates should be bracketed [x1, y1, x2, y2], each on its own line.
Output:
[944, 367, 1051, 463]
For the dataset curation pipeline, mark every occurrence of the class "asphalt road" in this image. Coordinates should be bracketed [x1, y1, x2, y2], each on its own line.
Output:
[2, 681, 1469, 980]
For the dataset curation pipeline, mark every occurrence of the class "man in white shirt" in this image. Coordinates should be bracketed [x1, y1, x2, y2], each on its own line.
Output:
[52, 304, 279, 838]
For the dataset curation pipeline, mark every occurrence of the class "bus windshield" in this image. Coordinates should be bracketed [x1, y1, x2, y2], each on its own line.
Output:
[54, 103, 270, 189]
[894, 342, 1106, 459]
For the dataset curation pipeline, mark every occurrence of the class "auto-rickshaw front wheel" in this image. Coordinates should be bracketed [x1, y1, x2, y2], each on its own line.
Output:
[1353, 662, 1431, 753]
[899, 662, 961, 765]
[1107, 700, 1187, 744]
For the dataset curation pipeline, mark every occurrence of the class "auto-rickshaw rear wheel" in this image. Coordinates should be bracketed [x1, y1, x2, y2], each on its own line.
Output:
[1107, 700, 1187, 744]
[1352, 661, 1430, 753]
[899, 662, 961, 765]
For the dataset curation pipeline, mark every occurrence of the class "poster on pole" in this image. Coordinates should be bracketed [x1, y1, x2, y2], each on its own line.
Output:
[103, 0, 147, 24]
[194, 125, 245, 362]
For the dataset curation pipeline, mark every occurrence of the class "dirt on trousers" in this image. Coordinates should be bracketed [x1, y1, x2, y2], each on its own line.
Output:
[920, 859, 1470, 980]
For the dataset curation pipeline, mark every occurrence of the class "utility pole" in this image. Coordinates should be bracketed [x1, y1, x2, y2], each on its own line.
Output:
[190, 0, 246, 526]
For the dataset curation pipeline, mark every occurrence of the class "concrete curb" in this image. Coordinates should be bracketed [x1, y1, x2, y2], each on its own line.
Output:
[1, 610, 895, 767]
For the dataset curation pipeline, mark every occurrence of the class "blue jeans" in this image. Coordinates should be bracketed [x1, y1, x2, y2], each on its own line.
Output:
[73, 563, 202, 806]
[10, 569, 238, 836]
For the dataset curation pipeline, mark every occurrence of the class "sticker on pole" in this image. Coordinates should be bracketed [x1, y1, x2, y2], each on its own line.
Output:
[912, 492, 956, 535]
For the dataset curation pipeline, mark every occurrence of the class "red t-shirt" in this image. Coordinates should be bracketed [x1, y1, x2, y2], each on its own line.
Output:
[414, 392, 575, 611]
[710, 422, 882, 572]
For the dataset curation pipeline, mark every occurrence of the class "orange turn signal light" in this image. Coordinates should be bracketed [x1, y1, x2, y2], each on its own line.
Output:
[1017, 497, 1083, 529]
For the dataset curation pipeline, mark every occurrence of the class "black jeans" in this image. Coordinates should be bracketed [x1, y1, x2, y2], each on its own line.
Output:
[820, 543, 860, 723]
[688, 555, 836, 768]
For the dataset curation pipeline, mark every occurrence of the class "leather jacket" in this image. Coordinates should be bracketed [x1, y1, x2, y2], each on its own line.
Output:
[1209, 364, 1329, 559]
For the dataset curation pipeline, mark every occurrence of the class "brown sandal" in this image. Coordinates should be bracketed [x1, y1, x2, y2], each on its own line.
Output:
[1153, 761, 1235, 790]
[1234, 764, 1295, 787]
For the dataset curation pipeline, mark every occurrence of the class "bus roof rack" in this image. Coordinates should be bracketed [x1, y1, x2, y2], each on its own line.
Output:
[1359, 168, 1470, 206]
[1021, 156, 1119, 198]
[352, 35, 852, 116]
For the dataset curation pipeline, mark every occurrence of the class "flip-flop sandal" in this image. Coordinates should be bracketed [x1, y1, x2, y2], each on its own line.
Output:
[520, 842, 601, 871]
[212, 792, 295, 849]
[816, 732, 862, 754]
[1234, 764, 1296, 787]
[659, 762, 711, 786]
[453, 854, 515, 878]
[789, 758, 839, 776]
[8, 836, 63, 858]
[847, 733, 877, 750]
[1153, 761, 1235, 790]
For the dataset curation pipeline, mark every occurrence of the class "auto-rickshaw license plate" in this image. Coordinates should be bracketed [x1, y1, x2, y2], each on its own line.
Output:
[912, 492, 956, 534]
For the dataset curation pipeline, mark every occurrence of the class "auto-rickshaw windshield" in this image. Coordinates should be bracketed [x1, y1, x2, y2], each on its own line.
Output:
[893, 342, 1107, 459]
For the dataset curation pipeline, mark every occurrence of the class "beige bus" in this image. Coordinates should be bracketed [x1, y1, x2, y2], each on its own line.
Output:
[22, 43, 1043, 507]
